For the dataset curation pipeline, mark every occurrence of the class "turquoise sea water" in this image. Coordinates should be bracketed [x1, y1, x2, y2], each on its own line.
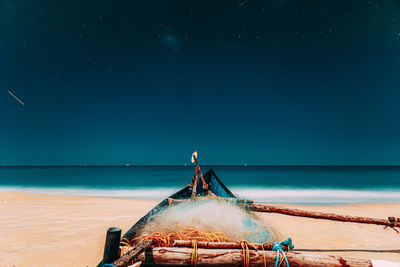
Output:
[1, 165, 400, 204]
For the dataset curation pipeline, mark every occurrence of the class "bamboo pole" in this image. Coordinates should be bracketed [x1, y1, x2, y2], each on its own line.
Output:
[113, 239, 153, 267]
[137, 247, 373, 266]
[172, 240, 288, 251]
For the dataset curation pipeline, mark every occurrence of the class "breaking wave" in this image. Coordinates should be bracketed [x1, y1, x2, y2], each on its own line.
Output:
[1, 185, 400, 204]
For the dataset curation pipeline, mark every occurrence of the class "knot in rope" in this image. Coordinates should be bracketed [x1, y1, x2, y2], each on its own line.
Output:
[191, 240, 198, 267]
[272, 238, 294, 267]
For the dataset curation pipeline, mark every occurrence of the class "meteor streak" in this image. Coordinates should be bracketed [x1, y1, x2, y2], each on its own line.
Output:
[8, 90, 25, 106]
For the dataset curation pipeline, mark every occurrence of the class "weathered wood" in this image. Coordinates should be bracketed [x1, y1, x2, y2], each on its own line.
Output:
[249, 203, 399, 229]
[168, 198, 399, 230]
[113, 239, 153, 267]
[137, 247, 372, 267]
[191, 175, 198, 199]
[172, 240, 288, 251]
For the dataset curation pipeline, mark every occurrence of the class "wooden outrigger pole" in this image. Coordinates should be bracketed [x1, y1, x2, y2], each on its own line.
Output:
[169, 198, 400, 231]
[136, 247, 373, 267]
[247, 203, 400, 232]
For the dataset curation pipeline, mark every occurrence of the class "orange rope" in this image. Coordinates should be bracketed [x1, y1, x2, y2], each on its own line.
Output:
[131, 223, 237, 247]
[277, 250, 286, 267]
[240, 240, 250, 267]
[125, 222, 275, 267]
[191, 240, 198, 267]
[120, 241, 131, 247]
[120, 238, 132, 246]
[261, 243, 266, 267]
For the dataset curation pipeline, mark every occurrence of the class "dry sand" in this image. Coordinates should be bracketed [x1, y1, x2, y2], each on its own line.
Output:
[0, 192, 399, 267]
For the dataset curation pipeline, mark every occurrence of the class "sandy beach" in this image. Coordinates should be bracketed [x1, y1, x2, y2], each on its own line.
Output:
[0, 192, 399, 267]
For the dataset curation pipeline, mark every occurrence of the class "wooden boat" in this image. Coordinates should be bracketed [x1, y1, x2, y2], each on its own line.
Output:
[98, 169, 235, 266]
[98, 169, 398, 267]
[121, 169, 235, 246]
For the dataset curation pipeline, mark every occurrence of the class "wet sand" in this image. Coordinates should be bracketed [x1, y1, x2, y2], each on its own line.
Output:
[0, 192, 399, 266]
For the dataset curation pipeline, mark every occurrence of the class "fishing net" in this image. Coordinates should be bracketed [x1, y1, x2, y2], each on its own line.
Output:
[128, 199, 275, 248]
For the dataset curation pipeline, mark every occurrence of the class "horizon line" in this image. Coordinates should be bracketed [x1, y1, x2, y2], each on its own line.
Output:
[1, 164, 400, 167]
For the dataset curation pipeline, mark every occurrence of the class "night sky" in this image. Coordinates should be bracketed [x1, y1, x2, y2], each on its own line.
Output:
[1, 0, 400, 165]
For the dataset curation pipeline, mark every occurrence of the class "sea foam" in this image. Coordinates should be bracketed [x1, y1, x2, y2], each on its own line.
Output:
[1, 186, 399, 204]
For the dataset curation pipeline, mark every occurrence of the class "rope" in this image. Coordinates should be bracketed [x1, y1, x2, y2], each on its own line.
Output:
[261, 244, 266, 267]
[191, 240, 198, 267]
[240, 240, 251, 267]
[102, 264, 117, 267]
[236, 198, 252, 211]
[131, 223, 237, 247]
[120, 241, 131, 247]
[272, 238, 294, 267]
[385, 217, 400, 233]
[208, 190, 217, 196]
[243, 199, 250, 211]
[120, 238, 132, 246]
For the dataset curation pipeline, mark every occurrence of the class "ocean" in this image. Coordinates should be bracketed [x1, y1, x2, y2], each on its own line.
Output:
[1, 165, 400, 205]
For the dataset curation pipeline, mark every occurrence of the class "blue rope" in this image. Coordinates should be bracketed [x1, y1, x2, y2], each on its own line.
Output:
[272, 238, 294, 267]
[243, 199, 250, 210]
[102, 264, 117, 267]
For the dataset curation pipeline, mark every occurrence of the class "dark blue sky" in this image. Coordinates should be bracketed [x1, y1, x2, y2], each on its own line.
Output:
[1, 0, 400, 165]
